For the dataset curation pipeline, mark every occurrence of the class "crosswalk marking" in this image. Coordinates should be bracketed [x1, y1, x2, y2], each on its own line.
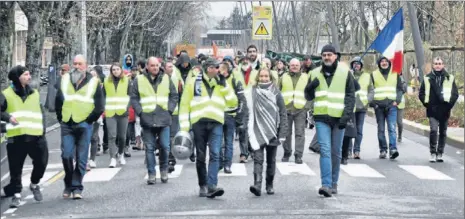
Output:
[144, 165, 183, 179]
[276, 162, 316, 176]
[83, 168, 121, 182]
[218, 163, 247, 176]
[21, 171, 60, 186]
[24, 163, 63, 171]
[399, 165, 454, 180]
[340, 164, 385, 178]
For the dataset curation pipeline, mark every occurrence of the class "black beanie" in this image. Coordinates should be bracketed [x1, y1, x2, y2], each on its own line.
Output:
[8, 65, 28, 81]
[321, 44, 337, 55]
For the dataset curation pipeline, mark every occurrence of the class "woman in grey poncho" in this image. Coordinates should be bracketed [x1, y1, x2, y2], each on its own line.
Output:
[246, 68, 288, 196]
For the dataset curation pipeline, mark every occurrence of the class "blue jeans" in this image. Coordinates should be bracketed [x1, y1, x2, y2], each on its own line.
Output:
[220, 115, 236, 168]
[61, 122, 92, 192]
[315, 122, 345, 188]
[192, 121, 223, 188]
[374, 106, 397, 152]
[143, 126, 170, 175]
[352, 112, 366, 153]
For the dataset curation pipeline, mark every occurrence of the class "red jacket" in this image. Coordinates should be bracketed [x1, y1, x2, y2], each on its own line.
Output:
[128, 106, 135, 122]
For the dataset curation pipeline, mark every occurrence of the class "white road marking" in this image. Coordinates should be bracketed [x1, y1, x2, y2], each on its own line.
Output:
[340, 164, 386, 178]
[25, 194, 34, 200]
[399, 165, 454, 180]
[4, 207, 17, 214]
[21, 171, 59, 186]
[23, 163, 63, 170]
[218, 163, 247, 176]
[276, 162, 316, 176]
[144, 165, 184, 179]
[83, 168, 121, 182]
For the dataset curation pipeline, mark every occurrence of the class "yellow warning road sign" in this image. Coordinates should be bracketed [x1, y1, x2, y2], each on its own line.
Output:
[252, 6, 272, 40]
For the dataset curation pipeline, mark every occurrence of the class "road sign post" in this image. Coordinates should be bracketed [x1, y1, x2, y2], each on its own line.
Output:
[252, 6, 273, 40]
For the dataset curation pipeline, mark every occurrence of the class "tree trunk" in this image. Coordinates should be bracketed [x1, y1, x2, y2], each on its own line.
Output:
[0, 2, 15, 90]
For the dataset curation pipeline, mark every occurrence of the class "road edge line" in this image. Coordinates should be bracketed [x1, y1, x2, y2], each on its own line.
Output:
[44, 170, 65, 187]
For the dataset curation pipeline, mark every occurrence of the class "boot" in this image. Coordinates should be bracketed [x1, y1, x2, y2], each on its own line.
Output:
[249, 173, 262, 196]
[265, 174, 275, 195]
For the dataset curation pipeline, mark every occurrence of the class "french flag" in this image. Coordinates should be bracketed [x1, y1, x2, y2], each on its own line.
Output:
[369, 8, 404, 74]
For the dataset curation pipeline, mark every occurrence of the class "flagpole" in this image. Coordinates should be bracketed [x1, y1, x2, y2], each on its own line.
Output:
[360, 7, 403, 59]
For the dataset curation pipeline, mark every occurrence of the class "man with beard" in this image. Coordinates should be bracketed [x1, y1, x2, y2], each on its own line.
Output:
[304, 44, 355, 197]
[1, 66, 49, 207]
[175, 53, 192, 82]
[419, 57, 459, 163]
[369, 56, 403, 160]
[55, 55, 104, 199]
[302, 55, 317, 73]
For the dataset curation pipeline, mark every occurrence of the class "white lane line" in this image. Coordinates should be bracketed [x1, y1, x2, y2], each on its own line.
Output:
[276, 162, 316, 176]
[340, 164, 386, 178]
[25, 194, 34, 200]
[4, 208, 18, 214]
[399, 165, 455, 180]
[218, 163, 247, 176]
[83, 168, 121, 182]
[144, 165, 184, 179]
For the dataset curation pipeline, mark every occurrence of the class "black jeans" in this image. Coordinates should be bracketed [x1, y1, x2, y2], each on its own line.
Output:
[102, 118, 109, 150]
[341, 136, 353, 159]
[253, 145, 277, 179]
[429, 117, 448, 154]
[4, 137, 48, 195]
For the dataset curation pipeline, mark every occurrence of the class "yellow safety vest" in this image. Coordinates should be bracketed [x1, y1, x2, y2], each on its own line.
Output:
[356, 72, 371, 107]
[61, 74, 99, 123]
[179, 74, 238, 132]
[372, 70, 397, 101]
[3, 87, 43, 137]
[137, 74, 170, 112]
[225, 75, 240, 116]
[103, 76, 129, 117]
[310, 66, 348, 118]
[424, 74, 455, 104]
[171, 69, 184, 115]
[281, 73, 308, 109]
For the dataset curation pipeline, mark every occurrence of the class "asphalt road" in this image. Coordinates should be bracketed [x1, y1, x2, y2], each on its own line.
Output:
[1, 116, 463, 219]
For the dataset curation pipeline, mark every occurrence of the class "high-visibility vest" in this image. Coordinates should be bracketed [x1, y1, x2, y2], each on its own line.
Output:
[137, 74, 170, 112]
[103, 76, 129, 117]
[171, 69, 184, 115]
[61, 74, 99, 123]
[225, 75, 240, 116]
[281, 73, 308, 109]
[372, 70, 397, 101]
[3, 87, 43, 137]
[356, 72, 371, 107]
[179, 76, 238, 131]
[398, 95, 406, 109]
[424, 74, 455, 104]
[310, 66, 348, 118]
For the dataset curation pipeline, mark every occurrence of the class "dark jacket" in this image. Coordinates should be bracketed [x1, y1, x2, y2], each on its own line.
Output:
[419, 70, 459, 120]
[369, 57, 403, 109]
[175, 54, 192, 82]
[130, 70, 178, 128]
[55, 72, 105, 125]
[304, 63, 356, 127]
[344, 79, 360, 138]
[1, 85, 47, 143]
[302, 63, 317, 73]
[102, 75, 133, 117]
[226, 74, 249, 127]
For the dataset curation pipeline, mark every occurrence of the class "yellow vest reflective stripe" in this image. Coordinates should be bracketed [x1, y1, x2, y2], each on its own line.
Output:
[356, 72, 371, 107]
[3, 87, 43, 137]
[224, 75, 239, 115]
[310, 66, 348, 118]
[61, 74, 99, 123]
[171, 69, 184, 115]
[373, 70, 397, 100]
[281, 73, 308, 109]
[137, 74, 170, 112]
[103, 76, 129, 117]
[424, 74, 455, 103]
[398, 95, 406, 109]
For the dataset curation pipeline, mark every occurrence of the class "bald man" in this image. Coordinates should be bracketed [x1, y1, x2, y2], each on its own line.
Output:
[130, 56, 178, 185]
[278, 58, 310, 164]
[55, 54, 104, 199]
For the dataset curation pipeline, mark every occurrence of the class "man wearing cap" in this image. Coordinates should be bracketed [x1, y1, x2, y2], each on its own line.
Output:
[130, 57, 178, 184]
[302, 55, 317, 73]
[1, 66, 49, 207]
[55, 55, 104, 199]
[178, 57, 238, 198]
[305, 44, 355, 197]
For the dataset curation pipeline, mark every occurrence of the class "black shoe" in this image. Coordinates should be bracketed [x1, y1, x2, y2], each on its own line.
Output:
[389, 150, 399, 160]
[341, 158, 348, 165]
[199, 186, 208, 197]
[281, 157, 289, 162]
[10, 194, 21, 208]
[331, 184, 338, 194]
[147, 174, 156, 185]
[436, 153, 444, 162]
[295, 157, 303, 164]
[318, 186, 332, 197]
[265, 175, 274, 195]
[160, 171, 168, 183]
[206, 187, 224, 199]
[168, 165, 175, 174]
[189, 153, 196, 163]
[379, 151, 387, 159]
[124, 151, 131, 157]
[249, 173, 262, 197]
[218, 164, 224, 171]
[224, 166, 232, 174]
[29, 184, 43, 201]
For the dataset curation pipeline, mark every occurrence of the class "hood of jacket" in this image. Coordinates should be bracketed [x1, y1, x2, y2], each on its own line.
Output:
[122, 54, 134, 71]
[377, 56, 391, 74]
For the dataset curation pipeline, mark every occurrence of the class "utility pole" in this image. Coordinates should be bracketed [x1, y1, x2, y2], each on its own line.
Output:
[325, 2, 340, 52]
[81, 0, 87, 59]
[407, 3, 425, 81]
[272, 1, 283, 51]
[290, 1, 303, 53]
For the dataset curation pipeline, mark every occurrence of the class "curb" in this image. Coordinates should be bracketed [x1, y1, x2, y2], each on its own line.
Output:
[366, 110, 464, 149]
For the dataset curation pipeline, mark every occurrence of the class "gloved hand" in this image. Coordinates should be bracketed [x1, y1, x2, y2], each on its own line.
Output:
[308, 78, 320, 90]
[369, 102, 378, 109]
[338, 123, 346, 130]
[309, 123, 315, 129]
[217, 74, 226, 87]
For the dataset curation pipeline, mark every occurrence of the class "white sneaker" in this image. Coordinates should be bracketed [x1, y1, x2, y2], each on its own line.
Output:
[109, 158, 117, 168]
[119, 154, 126, 165]
[88, 160, 97, 168]
[429, 154, 436, 163]
[436, 154, 444, 162]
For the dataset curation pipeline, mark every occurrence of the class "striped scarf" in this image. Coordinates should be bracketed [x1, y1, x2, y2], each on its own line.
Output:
[247, 82, 281, 150]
